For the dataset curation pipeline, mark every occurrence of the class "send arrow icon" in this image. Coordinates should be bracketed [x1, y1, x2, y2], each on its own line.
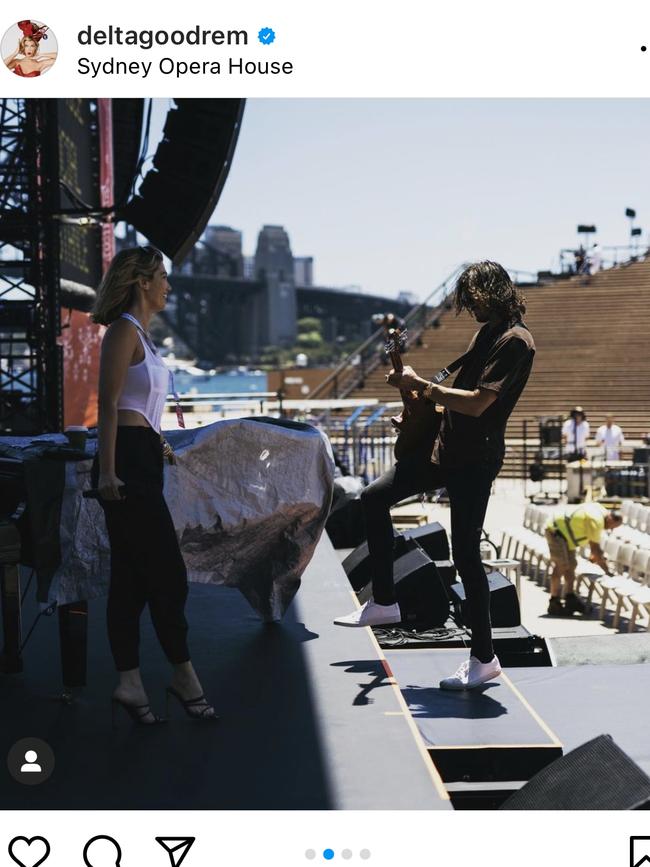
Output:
[631, 837, 650, 867]
[156, 838, 195, 867]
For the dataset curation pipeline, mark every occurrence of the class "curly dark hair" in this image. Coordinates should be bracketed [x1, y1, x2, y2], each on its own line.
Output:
[454, 261, 526, 320]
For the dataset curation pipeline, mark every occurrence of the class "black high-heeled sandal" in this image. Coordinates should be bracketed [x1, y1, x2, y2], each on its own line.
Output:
[111, 697, 166, 728]
[165, 686, 219, 721]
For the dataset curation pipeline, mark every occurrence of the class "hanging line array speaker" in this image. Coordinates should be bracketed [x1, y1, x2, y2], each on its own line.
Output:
[119, 99, 245, 264]
[112, 98, 145, 209]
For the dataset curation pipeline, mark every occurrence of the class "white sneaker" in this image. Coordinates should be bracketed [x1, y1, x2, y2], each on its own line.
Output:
[439, 655, 502, 690]
[333, 600, 402, 627]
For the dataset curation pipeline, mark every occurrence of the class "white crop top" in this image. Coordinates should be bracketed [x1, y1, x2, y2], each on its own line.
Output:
[116, 313, 170, 433]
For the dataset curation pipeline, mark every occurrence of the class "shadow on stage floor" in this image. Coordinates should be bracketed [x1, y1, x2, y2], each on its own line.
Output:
[0, 583, 333, 810]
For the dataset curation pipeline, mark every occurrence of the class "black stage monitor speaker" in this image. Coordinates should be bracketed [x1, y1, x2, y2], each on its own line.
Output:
[403, 521, 450, 562]
[501, 735, 650, 810]
[357, 542, 450, 627]
[450, 570, 520, 628]
[342, 528, 401, 590]
[342, 523, 450, 591]
[120, 99, 245, 264]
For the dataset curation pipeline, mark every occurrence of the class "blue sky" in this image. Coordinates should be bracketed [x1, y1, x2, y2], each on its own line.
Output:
[151, 99, 650, 300]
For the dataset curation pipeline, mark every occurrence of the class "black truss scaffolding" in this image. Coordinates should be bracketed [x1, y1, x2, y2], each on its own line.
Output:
[0, 98, 63, 434]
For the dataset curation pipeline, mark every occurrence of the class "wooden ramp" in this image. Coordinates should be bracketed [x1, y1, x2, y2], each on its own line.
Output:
[385, 648, 563, 806]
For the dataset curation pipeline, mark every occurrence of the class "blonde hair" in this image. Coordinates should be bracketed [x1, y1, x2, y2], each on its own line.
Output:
[19, 36, 38, 55]
[91, 246, 163, 325]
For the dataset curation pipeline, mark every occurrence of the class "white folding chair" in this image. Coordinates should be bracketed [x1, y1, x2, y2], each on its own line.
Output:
[611, 548, 649, 629]
[577, 535, 618, 601]
[637, 506, 650, 536]
[523, 504, 535, 530]
[599, 543, 636, 621]
[533, 507, 551, 536]
[628, 552, 650, 631]
[621, 500, 633, 524]
[628, 503, 643, 530]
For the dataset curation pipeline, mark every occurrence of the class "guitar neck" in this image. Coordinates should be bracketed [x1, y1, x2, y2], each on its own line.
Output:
[389, 348, 403, 373]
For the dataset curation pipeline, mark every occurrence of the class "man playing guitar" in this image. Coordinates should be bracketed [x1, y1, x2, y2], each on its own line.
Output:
[334, 261, 535, 690]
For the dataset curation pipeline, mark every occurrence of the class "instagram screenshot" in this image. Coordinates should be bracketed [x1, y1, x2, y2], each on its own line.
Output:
[1, 1, 650, 864]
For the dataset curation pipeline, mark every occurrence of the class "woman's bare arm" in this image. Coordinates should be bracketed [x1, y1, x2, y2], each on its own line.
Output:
[97, 319, 138, 499]
[4, 49, 20, 68]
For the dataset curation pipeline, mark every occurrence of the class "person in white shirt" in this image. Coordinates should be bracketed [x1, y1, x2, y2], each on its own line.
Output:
[562, 407, 590, 459]
[586, 243, 602, 275]
[595, 414, 625, 461]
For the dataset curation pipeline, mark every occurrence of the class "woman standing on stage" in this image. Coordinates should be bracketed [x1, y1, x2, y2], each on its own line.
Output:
[91, 245, 217, 725]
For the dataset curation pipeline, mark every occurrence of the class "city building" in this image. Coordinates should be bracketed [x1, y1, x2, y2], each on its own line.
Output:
[162, 223, 413, 363]
[254, 225, 297, 348]
[294, 256, 314, 287]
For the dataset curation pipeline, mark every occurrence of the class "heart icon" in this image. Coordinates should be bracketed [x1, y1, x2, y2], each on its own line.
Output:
[8, 837, 51, 867]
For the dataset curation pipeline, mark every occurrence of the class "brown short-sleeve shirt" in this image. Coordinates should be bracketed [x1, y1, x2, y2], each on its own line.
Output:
[431, 318, 535, 468]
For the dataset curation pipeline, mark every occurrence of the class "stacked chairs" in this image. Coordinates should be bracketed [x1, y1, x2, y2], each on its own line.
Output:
[499, 501, 650, 631]
[500, 505, 553, 586]
[628, 554, 650, 630]
[595, 543, 636, 624]
[577, 514, 650, 631]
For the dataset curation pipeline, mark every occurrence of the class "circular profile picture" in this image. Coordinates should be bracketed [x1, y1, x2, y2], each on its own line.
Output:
[2, 20, 58, 78]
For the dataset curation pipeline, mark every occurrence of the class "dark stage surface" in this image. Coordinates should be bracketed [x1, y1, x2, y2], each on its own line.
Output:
[507, 664, 650, 777]
[386, 649, 650, 782]
[0, 536, 449, 810]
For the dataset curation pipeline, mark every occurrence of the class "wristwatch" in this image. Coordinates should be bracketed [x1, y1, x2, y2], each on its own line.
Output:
[421, 381, 436, 402]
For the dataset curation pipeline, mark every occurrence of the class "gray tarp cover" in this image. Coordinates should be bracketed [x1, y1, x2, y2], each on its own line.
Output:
[52, 417, 335, 620]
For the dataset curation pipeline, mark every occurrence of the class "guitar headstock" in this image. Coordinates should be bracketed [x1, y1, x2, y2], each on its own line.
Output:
[384, 327, 408, 355]
[384, 327, 408, 372]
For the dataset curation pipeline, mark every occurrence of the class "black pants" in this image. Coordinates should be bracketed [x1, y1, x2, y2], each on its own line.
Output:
[91, 427, 189, 672]
[361, 452, 499, 663]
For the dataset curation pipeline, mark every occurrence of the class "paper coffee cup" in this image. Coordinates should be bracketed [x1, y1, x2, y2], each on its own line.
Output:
[65, 426, 88, 451]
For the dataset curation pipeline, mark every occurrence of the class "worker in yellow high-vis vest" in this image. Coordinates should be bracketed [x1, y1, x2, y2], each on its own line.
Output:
[544, 504, 622, 616]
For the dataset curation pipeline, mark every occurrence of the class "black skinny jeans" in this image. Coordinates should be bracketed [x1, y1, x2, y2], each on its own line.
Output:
[91, 427, 190, 672]
[361, 452, 499, 663]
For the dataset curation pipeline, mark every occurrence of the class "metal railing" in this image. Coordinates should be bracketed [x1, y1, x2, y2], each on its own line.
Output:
[165, 391, 282, 416]
[320, 411, 399, 483]
[559, 245, 649, 274]
[307, 264, 467, 401]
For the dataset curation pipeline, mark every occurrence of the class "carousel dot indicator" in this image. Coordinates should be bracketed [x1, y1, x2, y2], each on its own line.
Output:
[305, 851, 316, 860]
[323, 851, 335, 861]
[360, 851, 372, 860]
[341, 850, 353, 860]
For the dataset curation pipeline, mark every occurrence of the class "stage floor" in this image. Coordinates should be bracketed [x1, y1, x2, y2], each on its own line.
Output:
[0, 535, 449, 811]
[386, 648, 650, 784]
[507, 664, 650, 777]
